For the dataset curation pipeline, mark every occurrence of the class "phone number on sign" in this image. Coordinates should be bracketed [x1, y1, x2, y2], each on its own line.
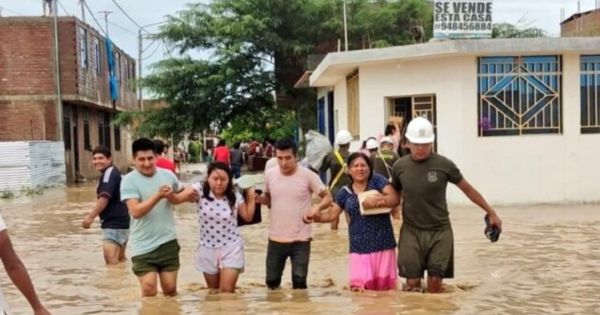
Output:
[435, 22, 492, 31]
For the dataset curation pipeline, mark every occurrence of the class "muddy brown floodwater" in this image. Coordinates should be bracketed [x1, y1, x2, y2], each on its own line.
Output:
[1, 182, 599, 314]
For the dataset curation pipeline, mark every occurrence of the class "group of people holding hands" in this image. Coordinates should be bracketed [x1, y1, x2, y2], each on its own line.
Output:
[81, 116, 502, 298]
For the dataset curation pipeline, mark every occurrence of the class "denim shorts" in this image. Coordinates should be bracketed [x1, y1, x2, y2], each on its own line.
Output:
[103, 228, 129, 247]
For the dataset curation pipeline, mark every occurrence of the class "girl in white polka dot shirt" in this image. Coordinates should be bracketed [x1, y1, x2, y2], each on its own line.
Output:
[191, 162, 256, 293]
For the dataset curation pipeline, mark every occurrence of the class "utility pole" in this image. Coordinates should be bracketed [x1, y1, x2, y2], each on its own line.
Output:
[98, 10, 112, 36]
[52, 0, 63, 141]
[137, 21, 168, 111]
[138, 29, 143, 111]
[79, 0, 85, 23]
[343, 0, 348, 51]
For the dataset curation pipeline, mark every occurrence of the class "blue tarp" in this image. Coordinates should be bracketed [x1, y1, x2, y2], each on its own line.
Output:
[104, 37, 119, 101]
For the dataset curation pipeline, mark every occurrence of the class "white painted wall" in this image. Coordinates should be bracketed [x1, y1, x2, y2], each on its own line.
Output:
[330, 54, 600, 205]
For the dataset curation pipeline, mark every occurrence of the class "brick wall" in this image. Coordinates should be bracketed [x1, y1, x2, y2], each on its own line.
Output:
[0, 100, 56, 141]
[561, 10, 600, 37]
[0, 18, 55, 95]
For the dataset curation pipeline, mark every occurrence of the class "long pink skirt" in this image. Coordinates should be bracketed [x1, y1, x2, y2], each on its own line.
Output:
[349, 249, 397, 291]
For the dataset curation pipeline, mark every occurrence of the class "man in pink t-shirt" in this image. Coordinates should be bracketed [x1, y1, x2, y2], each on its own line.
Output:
[259, 138, 332, 289]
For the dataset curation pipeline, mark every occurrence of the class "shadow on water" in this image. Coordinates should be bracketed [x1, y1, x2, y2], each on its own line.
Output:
[1, 183, 599, 314]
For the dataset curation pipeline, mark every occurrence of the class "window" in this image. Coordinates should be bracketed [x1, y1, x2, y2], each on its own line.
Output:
[83, 109, 91, 150]
[346, 72, 360, 138]
[93, 37, 101, 75]
[78, 26, 88, 69]
[63, 107, 71, 150]
[478, 56, 562, 136]
[98, 112, 111, 149]
[581, 55, 600, 133]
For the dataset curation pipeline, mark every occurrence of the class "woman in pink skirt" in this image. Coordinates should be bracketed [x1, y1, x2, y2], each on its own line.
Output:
[309, 152, 400, 291]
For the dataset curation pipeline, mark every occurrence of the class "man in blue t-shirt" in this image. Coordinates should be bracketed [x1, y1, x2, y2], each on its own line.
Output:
[82, 145, 130, 265]
[120, 138, 198, 297]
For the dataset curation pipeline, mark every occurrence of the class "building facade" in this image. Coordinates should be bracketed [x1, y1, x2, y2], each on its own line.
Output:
[561, 8, 600, 37]
[310, 38, 600, 205]
[0, 17, 137, 183]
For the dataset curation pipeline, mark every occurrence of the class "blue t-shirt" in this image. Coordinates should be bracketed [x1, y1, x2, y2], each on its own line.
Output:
[120, 168, 183, 257]
[97, 166, 130, 229]
[335, 173, 397, 254]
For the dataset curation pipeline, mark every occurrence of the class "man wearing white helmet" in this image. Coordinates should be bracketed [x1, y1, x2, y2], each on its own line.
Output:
[389, 116, 502, 293]
[319, 130, 353, 230]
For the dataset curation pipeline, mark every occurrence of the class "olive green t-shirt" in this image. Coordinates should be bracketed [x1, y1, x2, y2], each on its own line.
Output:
[391, 153, 463, 230]
[371, 149, 399, 181]
[319, 150, 350, 197]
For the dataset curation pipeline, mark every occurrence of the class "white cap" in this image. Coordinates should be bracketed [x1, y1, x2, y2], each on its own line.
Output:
[380, 136, 393, 145]
[405, 117, 435, 144]
[365, 138, 379, 150]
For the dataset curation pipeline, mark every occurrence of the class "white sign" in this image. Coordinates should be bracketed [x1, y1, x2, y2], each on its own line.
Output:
[434, 0, 493, 39]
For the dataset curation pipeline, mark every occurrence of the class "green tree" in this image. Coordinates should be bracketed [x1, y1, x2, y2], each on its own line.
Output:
[136, 0, 433, 138]
[492, 22, 546, 38]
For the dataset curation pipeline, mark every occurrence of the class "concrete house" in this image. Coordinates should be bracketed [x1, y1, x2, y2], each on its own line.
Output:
[309, 37, 600, 204]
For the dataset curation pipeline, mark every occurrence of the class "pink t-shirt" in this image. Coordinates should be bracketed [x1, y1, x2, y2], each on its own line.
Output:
[264, 166, 325, 242]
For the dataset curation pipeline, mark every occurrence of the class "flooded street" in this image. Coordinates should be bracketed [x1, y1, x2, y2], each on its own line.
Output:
[1, 182, 599, 314]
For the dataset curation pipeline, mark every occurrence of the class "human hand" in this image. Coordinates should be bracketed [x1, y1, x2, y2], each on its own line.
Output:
[181, 187, 199, 203]
[159, 185, 174, 198]
[302, 207, 321, 224]
[81, 214, 94, 229]
[488, 211, 502, 232]
[362, 193, 383, 209]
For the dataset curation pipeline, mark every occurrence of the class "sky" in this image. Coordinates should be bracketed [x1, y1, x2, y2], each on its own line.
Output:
[0, 0, 598, 76]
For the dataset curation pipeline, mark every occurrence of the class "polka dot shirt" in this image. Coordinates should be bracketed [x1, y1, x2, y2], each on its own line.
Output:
[335, 173, 397, 254]
[192, 184, 244, 248]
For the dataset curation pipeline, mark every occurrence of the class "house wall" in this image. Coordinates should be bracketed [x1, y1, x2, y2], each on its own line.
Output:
[332, 54, 600, 204]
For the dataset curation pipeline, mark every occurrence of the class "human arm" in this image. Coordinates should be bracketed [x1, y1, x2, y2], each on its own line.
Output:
[304, 189, 333, 222]
[258, 192, 271, 207]
[456, 179, 502, 231]
[126, 186, 171, 219]
[0, 230, 51, 315]
[238, 188, 257, 222]
[82, 197, 109, 228]
[166, 186, 198, 205]
[361, 184, 401, 209]
[310, 202, 343, 223]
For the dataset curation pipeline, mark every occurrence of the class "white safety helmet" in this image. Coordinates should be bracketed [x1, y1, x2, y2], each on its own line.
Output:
[405, 117, 435, 144]
[380, 136, 393, 145]
[335, 129, 353, 145]
[365, 138, 379, 150]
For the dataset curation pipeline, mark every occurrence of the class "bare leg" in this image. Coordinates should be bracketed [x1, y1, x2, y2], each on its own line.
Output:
[102, 242, 121, 265]
[404, 278, 422, 292]
[427, 276, 443, 293]
[219, 268, 240, 293]
[203, 273, 220, 290]
[159, 271, 178, 296]
[137, 272, 158, 297]
[118, 242, 127, 262]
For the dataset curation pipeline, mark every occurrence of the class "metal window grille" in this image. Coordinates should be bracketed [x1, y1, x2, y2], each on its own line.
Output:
[478, 56, 562, 136]
[580, 55, 600, 134]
